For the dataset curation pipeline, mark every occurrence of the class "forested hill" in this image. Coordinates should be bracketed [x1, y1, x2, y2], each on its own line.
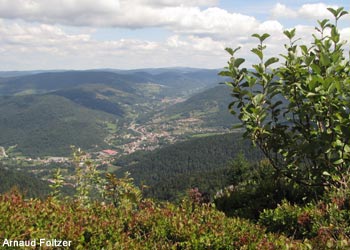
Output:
[114, 132, 261, 201]
[157, 84, 239, 128]
[0, 164, 49, 198]
[0, 71, 136, 95]
[0, 94, 114, 156]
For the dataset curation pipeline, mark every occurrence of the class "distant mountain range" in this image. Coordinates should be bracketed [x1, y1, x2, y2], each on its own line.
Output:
[0, 68, 222, 96]
[0, 67, 222, 78]
[0, 68, 235, 156]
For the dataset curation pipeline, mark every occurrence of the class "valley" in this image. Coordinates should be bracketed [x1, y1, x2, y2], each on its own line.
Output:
[0, 68, 225, 155]
[0, 68, 241, 199]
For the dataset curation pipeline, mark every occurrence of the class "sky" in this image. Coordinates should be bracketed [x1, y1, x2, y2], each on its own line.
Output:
[0, 0, 349, 71]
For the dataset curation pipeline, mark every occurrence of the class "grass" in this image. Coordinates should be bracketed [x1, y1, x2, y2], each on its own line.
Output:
[105, 122, 118, 133]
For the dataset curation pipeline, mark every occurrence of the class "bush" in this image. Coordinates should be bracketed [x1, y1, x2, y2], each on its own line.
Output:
[220, 7, 350, 187]
[215, 158, 320, 219]
[0, 190, 311, 249]
[259, 184, 350, 247]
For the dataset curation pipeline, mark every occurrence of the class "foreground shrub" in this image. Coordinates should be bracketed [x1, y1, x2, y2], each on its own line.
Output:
[215, 158, 320, 219]
[0, 190, 310, 249]
[259, 184, 350, 248]
[220, 7, 350, 187]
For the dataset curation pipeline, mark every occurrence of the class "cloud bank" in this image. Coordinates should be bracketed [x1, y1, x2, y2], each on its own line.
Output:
[0, 1, 348, 70]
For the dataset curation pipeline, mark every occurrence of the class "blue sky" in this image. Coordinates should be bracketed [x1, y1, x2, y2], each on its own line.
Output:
[0, 0, 348, 70]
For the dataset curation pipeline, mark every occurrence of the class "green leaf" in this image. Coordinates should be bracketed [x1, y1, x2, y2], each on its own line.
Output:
[218, 71, 232, 77]
[223, 81, 234, 88]
[253, 93, 264, 105]
[333, 158, 344, 165]
[225, 47, 241, 56]
[300, 45, 308, 55]
[320, 53, 330, 66]
[331, 27, 340, 43]
[322, 171, 331, 176]
[327, 7, 338, 18]
[246, 76, 257, 88]
[327, 82, 337, 93]
[344, 145, 350, 153]
[251, 33, 260, 39]
[251, 48, 263, 60]
[234, 58, 245, 68]
[261, 33, 271, 42]
[264, 57, 279, 68]
[327, 7, 349, 20]
[310, 63, 321, 75]
[317, 19, 330, 29]
[283, 29, 296, 40]
[306, 92, 318, 97]
[252, 33, 270, 43]
[304, 54, 315, 66]
[252, 64, 264, 74]
[338, 10, 349, 19]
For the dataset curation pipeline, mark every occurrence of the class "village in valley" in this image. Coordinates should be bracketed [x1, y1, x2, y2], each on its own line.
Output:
[0, 109, 230, 188]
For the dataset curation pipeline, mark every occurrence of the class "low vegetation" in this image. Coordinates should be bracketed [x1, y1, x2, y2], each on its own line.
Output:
[1, 151, 349, 249]
[0, 189, 309, 250]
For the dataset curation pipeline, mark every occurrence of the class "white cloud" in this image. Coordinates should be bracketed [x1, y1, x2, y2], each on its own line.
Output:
[0, 0, 285, 44]
[0, 0, 121, 23]
[271, 3, 297, 19]
[0, 0, 269, 45]
[189, 36, 225, 53]
[166, 35, 225, 53]
[298, 3, 337, 20]
[271, 3, 340, 20]
[166, 35, 188, 48]
[167, 7, 258, 37]
[0, 21, 90, 48]
[340, 28, 350, 45]
[258, 20, 284, 34]
[0, 1, 347, 71]
[0, 0, 254, 38]
[138, 0, 218, 7]
[0, 20, 231, 70]
[0, 0, 220, 28]
[341, 27, 350, 37]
